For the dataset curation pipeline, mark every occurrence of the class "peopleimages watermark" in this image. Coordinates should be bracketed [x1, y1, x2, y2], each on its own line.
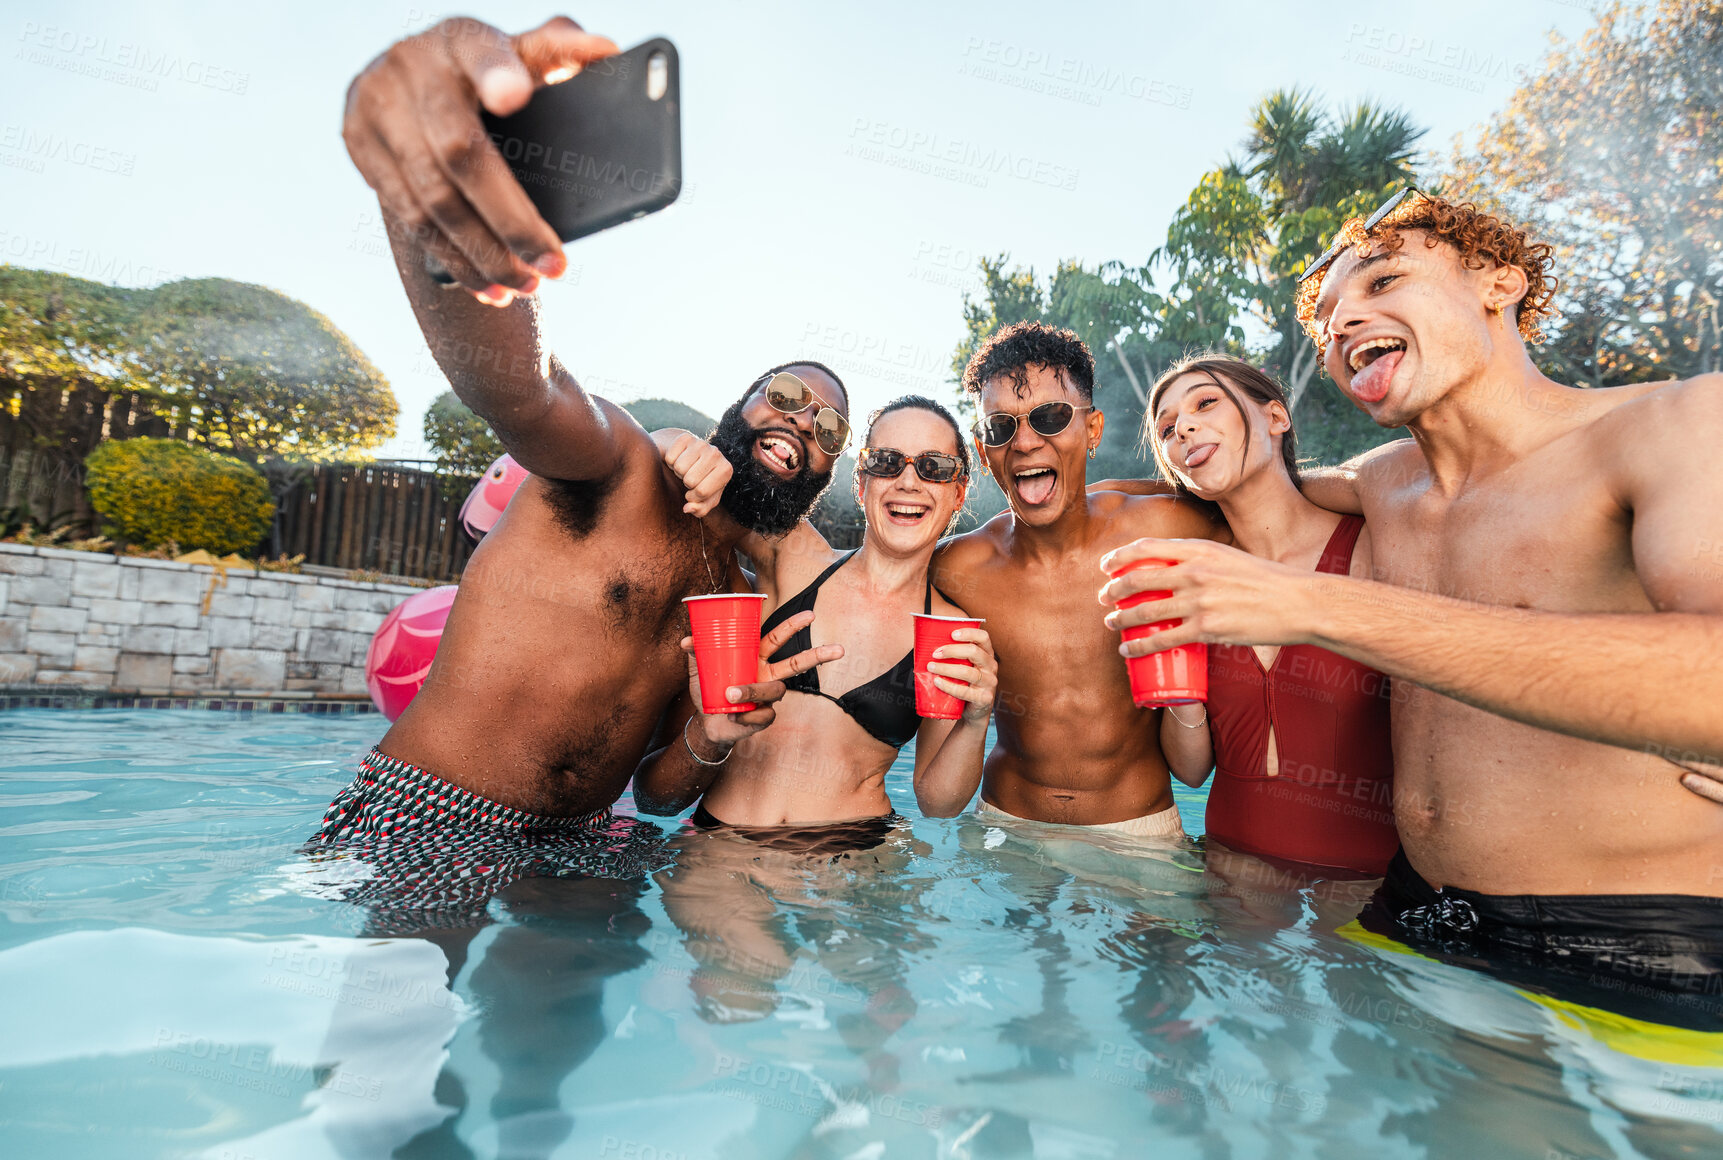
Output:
[1091, 1040, 1328, 1113]
[0, 228, 186, 286]
[846, 118, 1079, 193]
[1339, 23, 1532, 94]
[957, 37, 1193, 110]
[0, 124, 136, 176]
[148, 1027, 383, 1102]
[259, 943, 461, 1016]
[16, 21, 250, 95]
[712, 1052, 942, 1127]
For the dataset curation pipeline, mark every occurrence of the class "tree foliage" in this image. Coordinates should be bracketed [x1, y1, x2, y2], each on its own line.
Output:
[423, 390, 505, 480]
[1, 266, 398, 467]
[1444, 0, 1722, 385]
[623, 397, 718, 434]
[1155, 91, 1424, 419]
[131, 278, 397, 462]
[0, 266, 138, 472]
[85, 437, 274, 554]
[948, 90, 1424, 474]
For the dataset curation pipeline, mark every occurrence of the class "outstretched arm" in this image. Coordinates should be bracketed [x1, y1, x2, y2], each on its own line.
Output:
[1295, 438, 1416, 517]
[348, 16, 638, 483]
[1087, 478, 1174, 496]
[1099, 383, 1723, 765]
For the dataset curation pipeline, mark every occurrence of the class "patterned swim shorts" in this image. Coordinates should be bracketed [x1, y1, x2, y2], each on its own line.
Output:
[302, 748, 667, 933]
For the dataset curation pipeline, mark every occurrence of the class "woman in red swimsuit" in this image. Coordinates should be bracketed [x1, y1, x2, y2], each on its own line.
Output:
[1143, 355, 1397, 877]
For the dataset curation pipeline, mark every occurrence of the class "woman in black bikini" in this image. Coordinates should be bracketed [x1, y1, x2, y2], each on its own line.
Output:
[638, 393, 1000, 833]
[638, 394, 998, 1027]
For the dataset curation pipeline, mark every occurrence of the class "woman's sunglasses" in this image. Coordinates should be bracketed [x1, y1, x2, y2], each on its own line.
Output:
[763, 372, 850, 455]
[973, 401, 1092, 448]
[857, 447, 966, 484]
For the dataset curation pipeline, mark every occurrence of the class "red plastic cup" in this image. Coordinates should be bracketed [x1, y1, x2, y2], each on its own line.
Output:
[1109, 558, 1207, 707]
[684, 593, 768, 714]
[913, 614, 984, 720]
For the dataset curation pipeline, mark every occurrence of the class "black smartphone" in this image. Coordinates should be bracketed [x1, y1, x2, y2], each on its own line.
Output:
[481, 37, 682, 243]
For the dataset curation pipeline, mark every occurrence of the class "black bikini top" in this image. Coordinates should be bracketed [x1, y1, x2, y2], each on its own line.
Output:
[761, 550, 935, 750]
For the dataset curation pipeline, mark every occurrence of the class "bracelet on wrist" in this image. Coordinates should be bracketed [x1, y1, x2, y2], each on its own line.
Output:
[683, 717, 732, 766]
[1168, 705, 1208, 729]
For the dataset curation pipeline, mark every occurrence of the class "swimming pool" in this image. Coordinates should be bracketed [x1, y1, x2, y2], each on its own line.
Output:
[1, 709, 1719, 1159]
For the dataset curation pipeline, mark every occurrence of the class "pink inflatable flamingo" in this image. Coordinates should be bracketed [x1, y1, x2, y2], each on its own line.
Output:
[364, 584, 458, 721]
[458, 452, 528, 539]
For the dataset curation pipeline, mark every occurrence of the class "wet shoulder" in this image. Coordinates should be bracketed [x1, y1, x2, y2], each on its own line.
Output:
[1351, 437, 1423, 500]
[1590, 375, 1723, 449]
[1103, 490, 1220, 540]
[1592, 374, 1723, 499]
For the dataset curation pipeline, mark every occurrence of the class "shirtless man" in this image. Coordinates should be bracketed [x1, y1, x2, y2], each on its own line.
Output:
[309, 15, 843, 909]
[1102, 190, 1723, 996]
[921, 321, 1219, 836]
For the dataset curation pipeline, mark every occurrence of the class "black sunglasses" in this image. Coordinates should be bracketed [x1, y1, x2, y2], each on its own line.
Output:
[1298, 186, 1423, 284]
[973, 401, 1092, 448]
[857, 447, 966, 484]
[762, 372, 850, 455]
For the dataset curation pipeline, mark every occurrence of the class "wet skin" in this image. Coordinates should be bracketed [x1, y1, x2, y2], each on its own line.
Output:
[932, 364, 1221, 825]
[342, 16, 840, 816]
[1104, 233, 1723, 895]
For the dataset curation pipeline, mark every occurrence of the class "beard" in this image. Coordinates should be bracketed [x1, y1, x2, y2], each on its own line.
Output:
[709, 398, 833, 537]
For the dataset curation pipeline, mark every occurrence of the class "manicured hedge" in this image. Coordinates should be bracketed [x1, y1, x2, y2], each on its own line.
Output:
[85, 438, 274, 554]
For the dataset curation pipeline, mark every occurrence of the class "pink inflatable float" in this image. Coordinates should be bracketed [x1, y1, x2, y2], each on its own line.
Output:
[364, 584, 458, 721]
[459, 452, 528, 539]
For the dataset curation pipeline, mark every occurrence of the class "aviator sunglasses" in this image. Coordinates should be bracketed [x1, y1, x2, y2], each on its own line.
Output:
[763, 372, 851, 455]
[1298, 185, 1424, 284]
[973, 401, 1093, 448]
[857, 447, 967, 484]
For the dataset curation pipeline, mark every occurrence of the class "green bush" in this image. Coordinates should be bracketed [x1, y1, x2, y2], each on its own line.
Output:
[85, 438, 275, 554]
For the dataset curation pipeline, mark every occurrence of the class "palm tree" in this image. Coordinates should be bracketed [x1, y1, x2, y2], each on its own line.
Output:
[1236, 90, 1426, 410]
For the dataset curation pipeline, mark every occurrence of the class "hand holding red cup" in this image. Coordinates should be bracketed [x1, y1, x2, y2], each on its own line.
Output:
[913, 615, 995, 720]
[1104, 558, 1207, 707]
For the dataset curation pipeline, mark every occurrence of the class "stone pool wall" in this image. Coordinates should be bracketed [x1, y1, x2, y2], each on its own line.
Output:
[0, 543, 425, 698]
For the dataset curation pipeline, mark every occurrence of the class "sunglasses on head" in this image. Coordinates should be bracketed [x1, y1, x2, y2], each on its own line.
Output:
[973, 401, 1092, 448]
[1298, 185, 1425, 284]
[857, 446, 966, 484]
[762, 372, 850, 455]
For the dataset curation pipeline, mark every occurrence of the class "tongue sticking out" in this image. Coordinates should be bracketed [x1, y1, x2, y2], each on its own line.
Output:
[1017, 471, 1057, 506]
[1350, 349, 1403, 404]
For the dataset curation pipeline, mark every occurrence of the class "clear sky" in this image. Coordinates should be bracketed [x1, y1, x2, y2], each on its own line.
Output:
[1, 0, 1600, 459]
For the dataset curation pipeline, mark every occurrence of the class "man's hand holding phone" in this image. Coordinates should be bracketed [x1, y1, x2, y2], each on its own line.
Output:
[341, 16, 617, 306]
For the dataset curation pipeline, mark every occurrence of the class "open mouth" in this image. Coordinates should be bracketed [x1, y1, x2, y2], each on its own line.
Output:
[1013, 465, 1057, 506]
[754, 433, 802, 478]
[883, 501, 931, 526]
[1183, 443, 1217, 470]
[1346, 337, 1407, 404]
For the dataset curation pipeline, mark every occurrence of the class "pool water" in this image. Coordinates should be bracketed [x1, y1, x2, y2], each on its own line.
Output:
[2, 709, 1720, 1159]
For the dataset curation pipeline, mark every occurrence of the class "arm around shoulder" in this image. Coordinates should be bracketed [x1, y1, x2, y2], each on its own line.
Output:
[1296, 437, 1413, 517]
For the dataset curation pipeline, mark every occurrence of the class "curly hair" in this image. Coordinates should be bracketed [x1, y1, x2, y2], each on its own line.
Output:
[961, 320, 1095, 403]
[1294, 193, 1557, 350]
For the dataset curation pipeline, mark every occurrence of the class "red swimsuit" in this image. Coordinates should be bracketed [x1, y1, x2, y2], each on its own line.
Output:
[1202, 516, 1398, 876]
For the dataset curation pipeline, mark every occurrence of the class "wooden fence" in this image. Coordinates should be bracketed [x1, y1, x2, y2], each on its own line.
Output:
[275, 463, 475, 580]
[0, 386, 176, 530]
[3, 385, 861, 578]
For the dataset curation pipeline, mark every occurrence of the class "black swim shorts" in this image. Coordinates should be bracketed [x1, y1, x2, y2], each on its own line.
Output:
[1361, 848, 1723, 1028]
[303, 748, 666, 932]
